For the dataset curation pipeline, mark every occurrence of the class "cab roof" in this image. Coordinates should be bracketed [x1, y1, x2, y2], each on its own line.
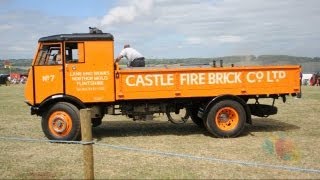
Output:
[38, 33, 114, 42]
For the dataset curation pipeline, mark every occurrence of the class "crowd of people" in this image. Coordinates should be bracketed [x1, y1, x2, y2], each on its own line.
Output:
[0, 75, 27, 86]
[309, 73, 320, 86]
[8, 76, 27, 84]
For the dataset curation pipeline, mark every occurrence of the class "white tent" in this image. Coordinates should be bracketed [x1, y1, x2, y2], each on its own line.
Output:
[302, 74, 313, 85]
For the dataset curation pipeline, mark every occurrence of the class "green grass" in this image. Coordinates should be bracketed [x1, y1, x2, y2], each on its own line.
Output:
[0, 85, 320, 179]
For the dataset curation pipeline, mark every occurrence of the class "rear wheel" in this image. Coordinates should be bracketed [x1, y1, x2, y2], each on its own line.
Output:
[205, 100, 246, 138]
[166, 107, 189, 124]
[188, 105, 205, 128]
[42, 102, 81, 141]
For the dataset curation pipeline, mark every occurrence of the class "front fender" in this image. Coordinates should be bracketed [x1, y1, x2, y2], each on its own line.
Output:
[32, 94, 85, 116]
[204, 94, 252, 124]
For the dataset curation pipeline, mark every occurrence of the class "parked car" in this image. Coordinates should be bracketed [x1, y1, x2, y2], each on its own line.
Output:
[0, 74, 10, 86]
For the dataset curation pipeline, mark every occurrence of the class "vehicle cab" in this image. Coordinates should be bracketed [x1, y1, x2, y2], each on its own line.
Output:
[24, 32, 116, 112]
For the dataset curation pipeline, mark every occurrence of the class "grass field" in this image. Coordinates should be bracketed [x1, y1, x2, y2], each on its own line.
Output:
[0, 85, 320, 179]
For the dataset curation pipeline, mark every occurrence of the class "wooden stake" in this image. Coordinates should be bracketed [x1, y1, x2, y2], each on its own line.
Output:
[80, 109, 94, 180]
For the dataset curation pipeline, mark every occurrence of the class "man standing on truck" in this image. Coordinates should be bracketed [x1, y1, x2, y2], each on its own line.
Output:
[115, 44, 145, 67]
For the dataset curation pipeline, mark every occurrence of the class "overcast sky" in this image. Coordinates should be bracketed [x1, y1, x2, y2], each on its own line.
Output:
[0, 0, 319, 59]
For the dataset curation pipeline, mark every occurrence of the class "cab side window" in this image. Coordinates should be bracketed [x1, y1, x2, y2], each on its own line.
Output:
[35, 44, 61, 65]
[65, 42, 84, 63]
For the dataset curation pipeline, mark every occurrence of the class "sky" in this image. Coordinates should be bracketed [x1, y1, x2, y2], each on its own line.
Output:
[0, 0, 320, 59]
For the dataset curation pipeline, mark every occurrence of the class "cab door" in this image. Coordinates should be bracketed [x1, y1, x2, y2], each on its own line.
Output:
[33, 43, 64, 104]
[64, 41, 115, 103]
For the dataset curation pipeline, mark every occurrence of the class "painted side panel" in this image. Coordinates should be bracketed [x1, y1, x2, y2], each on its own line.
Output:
[115, 65, 301, 100]
[64, 41, 115, 102]
[24, 68, 34, 105]
[34, 65, 64, 104]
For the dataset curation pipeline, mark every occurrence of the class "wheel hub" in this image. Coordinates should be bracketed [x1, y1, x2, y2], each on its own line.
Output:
[218, 113, 229, 122]
[215, 107, 239, 131]
[48, 111, 73, 137]
[51, 116, 67, 133]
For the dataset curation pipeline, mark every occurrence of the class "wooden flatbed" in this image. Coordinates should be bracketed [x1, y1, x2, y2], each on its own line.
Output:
[115, 64, 300, 100]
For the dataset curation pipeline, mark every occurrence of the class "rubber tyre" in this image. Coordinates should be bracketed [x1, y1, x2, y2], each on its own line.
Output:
[188, 106, 205, 128]
[166, 107, 189, 124]
[42, 102, 81, 141]
[205, 100, 246, 138]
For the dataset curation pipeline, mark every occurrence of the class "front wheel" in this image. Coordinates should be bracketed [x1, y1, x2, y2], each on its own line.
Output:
[205, 100, 246, 138]
[41, 102, 81, 141]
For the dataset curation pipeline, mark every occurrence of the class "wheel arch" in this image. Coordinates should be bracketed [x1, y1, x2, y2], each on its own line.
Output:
[36, 94, 86, 115]
[204, 94, 252, 124]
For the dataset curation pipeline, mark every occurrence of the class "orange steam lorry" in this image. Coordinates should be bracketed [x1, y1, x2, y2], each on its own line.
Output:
[24, 30, 301, 141]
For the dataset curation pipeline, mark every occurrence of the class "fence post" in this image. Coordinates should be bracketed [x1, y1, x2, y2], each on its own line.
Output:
[80, 109, 94, 179]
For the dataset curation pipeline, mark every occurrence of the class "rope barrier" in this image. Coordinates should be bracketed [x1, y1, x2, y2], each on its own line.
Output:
[0, 136, 94, 145]
[0, 136, 320, 174]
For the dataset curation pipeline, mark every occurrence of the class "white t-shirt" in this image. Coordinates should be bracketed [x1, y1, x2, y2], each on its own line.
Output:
[119, 47, 143, 62]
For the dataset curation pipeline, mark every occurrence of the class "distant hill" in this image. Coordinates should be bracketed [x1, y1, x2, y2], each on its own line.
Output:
[146, 55, 320, 73]
[1, 55, 319, 74]
[0, 59, 31, 74]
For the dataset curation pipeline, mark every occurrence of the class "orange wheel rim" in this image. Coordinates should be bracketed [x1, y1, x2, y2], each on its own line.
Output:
[48, 111, 73, 137]
[215, 107, 239, 131]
